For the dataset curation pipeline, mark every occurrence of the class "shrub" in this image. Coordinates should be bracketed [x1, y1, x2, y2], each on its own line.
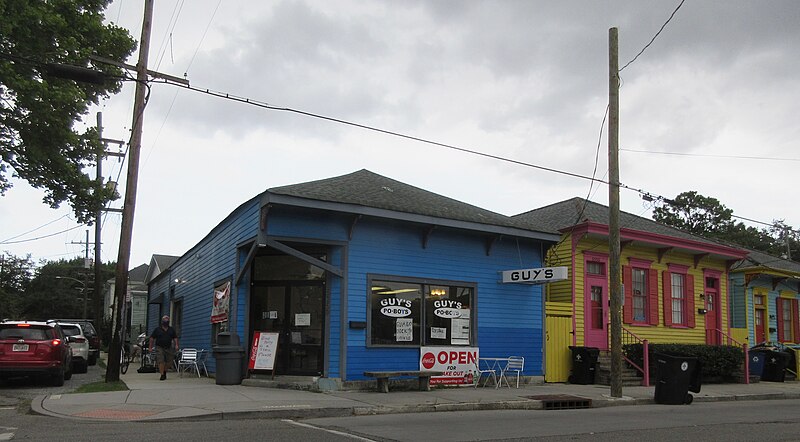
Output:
[623, 343, 743, 380]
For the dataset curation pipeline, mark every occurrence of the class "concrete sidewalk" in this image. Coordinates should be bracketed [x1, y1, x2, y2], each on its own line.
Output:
[31, 366, 800, 422]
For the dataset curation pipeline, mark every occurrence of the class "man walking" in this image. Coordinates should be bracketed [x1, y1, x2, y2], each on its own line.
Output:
[149, 315, 179, 381]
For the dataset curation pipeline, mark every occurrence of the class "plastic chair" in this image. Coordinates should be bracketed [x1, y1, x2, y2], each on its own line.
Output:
[501, 356, 524, 388]
[196, 349, 209, 377]
[177, 348, 201, 377]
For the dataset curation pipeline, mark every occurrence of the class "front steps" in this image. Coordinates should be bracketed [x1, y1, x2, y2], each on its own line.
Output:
[594, 351, 646, 386]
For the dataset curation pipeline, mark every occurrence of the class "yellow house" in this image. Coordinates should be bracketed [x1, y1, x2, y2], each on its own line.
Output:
[513, 198, 748, 382]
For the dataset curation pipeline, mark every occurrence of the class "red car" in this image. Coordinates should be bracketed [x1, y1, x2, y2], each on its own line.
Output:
[0, 320, 73, 386]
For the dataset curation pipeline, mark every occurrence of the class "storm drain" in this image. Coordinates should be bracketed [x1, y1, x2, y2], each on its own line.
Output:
[525, 394, 592, 410]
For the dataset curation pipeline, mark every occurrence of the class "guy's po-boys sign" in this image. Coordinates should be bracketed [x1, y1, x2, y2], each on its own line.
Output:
[501, 266, 568, 284]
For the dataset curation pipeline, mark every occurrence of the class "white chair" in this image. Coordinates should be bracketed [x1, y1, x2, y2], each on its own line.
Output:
[501, 356, 524, 388]
[196, 349, 209, 377]
[474, 360, 498, 388]
[177, 348, 201, 377]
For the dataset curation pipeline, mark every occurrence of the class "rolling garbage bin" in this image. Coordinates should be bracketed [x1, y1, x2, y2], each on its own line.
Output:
[568, 346, 600, 385]
[760, 350, 790, 382]
[213, 332, 246, 385]
[654, 352, 701, 405]
[749, 350, 768, 378]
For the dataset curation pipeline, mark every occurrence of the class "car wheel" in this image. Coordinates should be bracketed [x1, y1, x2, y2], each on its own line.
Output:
[64, 364, 73, 381]
[78, 360, 89, 374]
[88, 354, 97, 366]
[52, 368, 65, 386]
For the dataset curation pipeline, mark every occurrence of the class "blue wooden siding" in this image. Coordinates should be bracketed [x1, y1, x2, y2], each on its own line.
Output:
[343, 219, 544, 381]
[149, 201, 548, 381]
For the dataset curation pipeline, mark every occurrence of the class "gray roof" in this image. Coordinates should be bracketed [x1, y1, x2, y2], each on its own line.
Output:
[512, 197, 742, 250]
[731, 248, 800, 276]
[128, 263, 149, 283]
[152, 254, 179, 271]
[268, 169, 542, 232]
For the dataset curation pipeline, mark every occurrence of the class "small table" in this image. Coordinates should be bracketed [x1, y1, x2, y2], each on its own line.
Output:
[478, 357, 510, 388]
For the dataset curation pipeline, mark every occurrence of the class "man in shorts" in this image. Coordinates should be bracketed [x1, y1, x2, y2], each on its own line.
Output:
[149, 315, 179, 380]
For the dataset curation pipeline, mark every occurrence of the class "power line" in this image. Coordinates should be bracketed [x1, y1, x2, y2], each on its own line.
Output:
[0, 214, 70, 243]
[621, 148, 800, 162]
[619, 0, 685, 72]
[0, 224, 86, 245]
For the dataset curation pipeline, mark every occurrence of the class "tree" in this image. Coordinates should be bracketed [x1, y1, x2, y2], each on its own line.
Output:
[0, 253, 34, 319]
[653, 191, 799, 262]
[0, 0, 135, 223]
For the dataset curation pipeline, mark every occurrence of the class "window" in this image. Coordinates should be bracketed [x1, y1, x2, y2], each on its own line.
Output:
[663, 265, 694, 328]
[368, 276, 475, 347]
[632, 269, 647, 322]
[587, 262, 604, 276]
[781, 299, 793, 342]
[671, 273, 685, 325]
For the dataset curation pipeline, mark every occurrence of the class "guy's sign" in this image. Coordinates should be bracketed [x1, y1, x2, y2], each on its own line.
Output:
[501, 266, 568, 284]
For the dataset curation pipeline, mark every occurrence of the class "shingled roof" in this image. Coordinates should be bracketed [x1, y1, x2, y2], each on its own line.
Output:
[268, 169, 532, 230]
[512, 197, 739, 250]
[731, 248, 800, 276]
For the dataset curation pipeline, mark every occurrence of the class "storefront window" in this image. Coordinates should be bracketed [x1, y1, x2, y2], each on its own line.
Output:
[368, 276, 475, 347]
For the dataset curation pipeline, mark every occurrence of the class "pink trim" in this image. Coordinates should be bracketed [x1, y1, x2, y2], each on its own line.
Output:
[561, 221, 748, 259]
[628, 257, 653, 268]
[571, 234, 578, 346]
[703, 268, 723, 279]
[583, 251, 609, 262]
[668, 263, 690, 273]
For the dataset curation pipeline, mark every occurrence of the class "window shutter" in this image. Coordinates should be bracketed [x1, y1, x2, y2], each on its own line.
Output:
[686, 274, 695, 328]
[662, 270, 672, 327]
[793, 299, 800, 343]
[648, 268, 659, 326]
[777, 298, 785, 342]
[623, 266, 633, 324]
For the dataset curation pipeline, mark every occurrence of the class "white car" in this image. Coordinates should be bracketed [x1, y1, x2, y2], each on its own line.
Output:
[58, 322, 90, 374]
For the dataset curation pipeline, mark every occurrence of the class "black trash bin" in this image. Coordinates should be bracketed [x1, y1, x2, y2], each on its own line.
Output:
[654, 352, 701, 405]
[760, 350, 790, 382]
[568, 346, 600, 385]
[213, 332, 246, 385]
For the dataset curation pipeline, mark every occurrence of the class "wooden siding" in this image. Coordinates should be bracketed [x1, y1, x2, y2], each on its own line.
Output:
[147, 199, 261, 373]
[570, 239, 731, 345]
[545, 237, 573, 304]
[342, 218, 546, 381]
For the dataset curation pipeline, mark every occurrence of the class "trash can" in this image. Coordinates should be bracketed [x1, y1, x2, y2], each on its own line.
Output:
[760, 350, 790, 382]
[568, 346, 600, 385]
[749, 350, 767, 377]
[654, 352, 701, 405]
[213, 332, 246, 385]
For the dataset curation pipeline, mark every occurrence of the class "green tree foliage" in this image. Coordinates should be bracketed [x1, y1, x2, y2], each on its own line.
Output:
[0, 252, 34, 319]
[654, 191, 796, 261]
[0, 0, 136, 223]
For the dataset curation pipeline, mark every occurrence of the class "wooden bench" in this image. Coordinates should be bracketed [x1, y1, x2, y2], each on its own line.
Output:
[363, 370, 444, 393]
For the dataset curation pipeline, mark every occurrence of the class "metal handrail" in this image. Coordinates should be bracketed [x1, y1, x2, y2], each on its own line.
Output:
[713, 328, 750, 385]
[620, 326, 650, 387]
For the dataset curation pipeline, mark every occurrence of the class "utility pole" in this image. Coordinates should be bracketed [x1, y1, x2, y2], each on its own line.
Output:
[107, 0, 154, 382]
[94, 112, 124, 329]
[608, 27, 623, 399]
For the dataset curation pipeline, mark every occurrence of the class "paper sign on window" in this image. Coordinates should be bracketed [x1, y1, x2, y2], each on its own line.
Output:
[396, 318, 413, 342]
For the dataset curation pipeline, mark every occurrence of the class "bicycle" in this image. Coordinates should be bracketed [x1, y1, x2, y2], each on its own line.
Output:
[120, 343, 131, 374]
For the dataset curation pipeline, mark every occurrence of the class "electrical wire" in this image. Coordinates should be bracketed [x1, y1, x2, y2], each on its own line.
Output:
[619, 0, 686, 72]
[0, 224, 86, 245]
[621, 148, 800, 162]
[0, 214, 70, 243]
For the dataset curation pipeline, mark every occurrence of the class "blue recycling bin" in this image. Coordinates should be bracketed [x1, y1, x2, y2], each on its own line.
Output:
[749, 350, 767, 377]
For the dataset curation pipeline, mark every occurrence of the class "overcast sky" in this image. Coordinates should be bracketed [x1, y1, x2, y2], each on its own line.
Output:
[2, 0, 798, 269]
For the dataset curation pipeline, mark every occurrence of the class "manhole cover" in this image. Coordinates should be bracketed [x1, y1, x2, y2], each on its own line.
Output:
[524, 394, 592, 410]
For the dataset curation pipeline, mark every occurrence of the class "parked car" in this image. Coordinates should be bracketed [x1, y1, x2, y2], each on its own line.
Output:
[51, 319, 100, 365]
[55, 322, 89, 373]
[0, 320, 73, 386]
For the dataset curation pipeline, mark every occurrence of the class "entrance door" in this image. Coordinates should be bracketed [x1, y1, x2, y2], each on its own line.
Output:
[704, 277, 721, 345]
[755, 308, 766, 343]
[250, 282, 325, 376]
[584, 275, 608, 350]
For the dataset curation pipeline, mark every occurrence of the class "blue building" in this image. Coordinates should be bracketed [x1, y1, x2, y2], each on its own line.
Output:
[147, 170, 558, 388]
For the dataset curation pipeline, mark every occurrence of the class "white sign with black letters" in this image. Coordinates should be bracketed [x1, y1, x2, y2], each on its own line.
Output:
[501, 266, 568, 284]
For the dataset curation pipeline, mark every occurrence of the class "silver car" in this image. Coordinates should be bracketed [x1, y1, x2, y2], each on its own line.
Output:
[57, 322, 90, 374]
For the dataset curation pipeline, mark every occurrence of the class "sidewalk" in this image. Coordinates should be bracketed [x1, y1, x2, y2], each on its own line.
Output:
[31, 365, 800, 422]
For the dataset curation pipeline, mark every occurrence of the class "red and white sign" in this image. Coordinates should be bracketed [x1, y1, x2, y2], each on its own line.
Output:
[210, 281, 230, 324]
[420, 346, 479, 386]
[248, 331, 279, 370]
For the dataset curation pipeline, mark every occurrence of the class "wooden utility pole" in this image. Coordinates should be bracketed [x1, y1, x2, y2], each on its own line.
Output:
[608, 27, 623, 398]
[106, 0, 154, 382]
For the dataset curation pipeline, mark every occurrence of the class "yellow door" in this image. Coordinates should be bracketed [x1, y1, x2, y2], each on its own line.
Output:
[545, 315, 572, 382]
